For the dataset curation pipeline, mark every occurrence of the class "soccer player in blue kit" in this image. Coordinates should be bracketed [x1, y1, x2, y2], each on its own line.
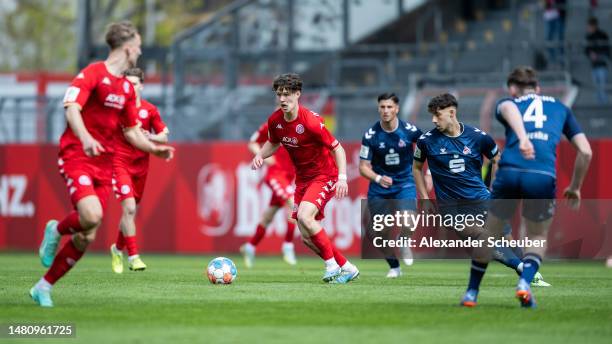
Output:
[487, 67, 592, 308]
[412, 93, 501, 307]
[359, 93, 422, 278]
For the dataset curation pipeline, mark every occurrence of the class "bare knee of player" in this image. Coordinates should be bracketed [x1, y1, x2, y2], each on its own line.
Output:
[121, 198, 137, 219]
[297, 203, 318, 232]
[77, 197, 103, 229]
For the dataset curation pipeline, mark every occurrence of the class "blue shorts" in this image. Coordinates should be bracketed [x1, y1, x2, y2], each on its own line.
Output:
[491, 168, 556, 222]
[367, 186, 417, 215]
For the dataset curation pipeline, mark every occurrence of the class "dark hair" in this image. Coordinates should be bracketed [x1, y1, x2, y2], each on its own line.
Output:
[427, 93, 458, 114]
[105, 21, 138, 50]
[588, 17, 598, 27]
[377, 93, 399, 104]
[507, 66, 538, 89]
[124, 67, 144, 83]
[272, 73, 303, 93]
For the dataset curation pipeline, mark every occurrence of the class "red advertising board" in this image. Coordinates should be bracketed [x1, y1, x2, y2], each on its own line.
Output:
[1, 141, 611, 256]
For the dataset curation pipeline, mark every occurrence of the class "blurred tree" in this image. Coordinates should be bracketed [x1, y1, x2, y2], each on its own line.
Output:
[0, 0, 230, 73]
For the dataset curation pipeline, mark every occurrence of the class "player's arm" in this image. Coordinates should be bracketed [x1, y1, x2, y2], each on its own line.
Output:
[498, 100, 535, 160]
[252, 141, 280, 170]
[249, 128, 276, 165]
[64, 103, 105, 157]
[359, 160, 391, 188]
[487, 154, 501, 191]
[564, 133, 593, 201]
[124, 126, 174, 161]
[147, 128, 169, 144]
[331, 144, 348, 199]
[412, 160, 429, 200]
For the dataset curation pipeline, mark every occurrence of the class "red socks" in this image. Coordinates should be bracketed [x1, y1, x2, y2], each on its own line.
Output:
[43, 239, 85, 285]
[115, 232, 138, 256]
[309, 229, 334, 260]
[249, 224, 266, 246]
[332, 245, 347, 266]
[285, 221, 296, 242]
[116, 231, 126, 250]
[57, 211, 83, 235]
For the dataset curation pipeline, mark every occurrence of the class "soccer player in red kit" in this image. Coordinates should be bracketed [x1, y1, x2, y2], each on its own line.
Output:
[240, 119, 297, 267]
[252, 73, 359, 283]
[31, 22, 174, 307]
[110, 67, 169, 273]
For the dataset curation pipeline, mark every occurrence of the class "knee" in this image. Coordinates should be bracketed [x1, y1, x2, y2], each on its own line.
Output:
[79, 206, 103, 229]
[297, 210, 315, 229]
[122, 203, 137, 218]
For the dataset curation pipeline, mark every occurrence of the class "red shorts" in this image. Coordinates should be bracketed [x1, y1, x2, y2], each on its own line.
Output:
[292, 176, 337, 221]
[58, 154, 112, 209]
[113, 162, 148, 203]
[265, 172, 294, 207]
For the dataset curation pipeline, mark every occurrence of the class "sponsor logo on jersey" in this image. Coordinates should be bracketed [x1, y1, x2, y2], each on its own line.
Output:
[296, 124, 304, 134]
[379, 142, 385, 149]
[104, 94, 126, 109]
[63, 86, 80, 103]
[282, 137, 298, 146]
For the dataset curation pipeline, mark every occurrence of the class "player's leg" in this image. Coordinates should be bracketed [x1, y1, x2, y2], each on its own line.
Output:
[119, 197, 146, 271]
[240, 205, 279, 268]
[32, 195, 104, 307]
[282, 196, 297, 265]
[453, 200, 497, 307]
[514, 174, 556, 308]
[365, 197, 401, 277]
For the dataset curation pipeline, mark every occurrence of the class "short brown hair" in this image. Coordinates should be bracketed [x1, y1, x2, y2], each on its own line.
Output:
[105, 21, 138, 50]
[124, 67, 144, 83]
[507, 66, 538, 89]
[427, 93, 458, 114]
[273, 73, 303, 93]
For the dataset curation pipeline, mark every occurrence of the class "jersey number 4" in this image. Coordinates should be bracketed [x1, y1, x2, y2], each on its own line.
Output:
[523, 98, 547, 128]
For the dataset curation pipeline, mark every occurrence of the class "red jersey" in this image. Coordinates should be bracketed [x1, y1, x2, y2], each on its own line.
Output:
[267, 105, 339, 183]
[114, 99, 168, 171]
[61, 61, 139, 160]
[251, 122, 295, 177]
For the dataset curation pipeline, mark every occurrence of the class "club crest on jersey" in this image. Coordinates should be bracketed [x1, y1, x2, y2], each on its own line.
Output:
[139, 109, 149, 119]
[398, 139, 406, 147]
[123, 81, 130, 93]
[296, 124, 305, 134]
[463, 146, 472, 155]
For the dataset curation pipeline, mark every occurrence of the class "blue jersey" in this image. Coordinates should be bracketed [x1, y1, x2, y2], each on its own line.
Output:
[414, 123, 498, 200]
[360, 120, 422, 198]
[495, 94, 582, 178]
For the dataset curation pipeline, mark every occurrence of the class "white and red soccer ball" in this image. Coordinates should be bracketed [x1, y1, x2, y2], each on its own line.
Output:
[206, 257, 237, 284]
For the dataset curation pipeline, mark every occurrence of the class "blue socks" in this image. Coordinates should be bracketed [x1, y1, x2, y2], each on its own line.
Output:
[468, 260, 488, 291]
[385, 256, 400, 269]
[520, 253, 542, 284]
[494, 246, 523, 271]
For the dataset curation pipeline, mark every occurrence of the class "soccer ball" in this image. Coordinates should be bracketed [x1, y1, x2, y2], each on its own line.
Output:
[206, 257, 237, 284]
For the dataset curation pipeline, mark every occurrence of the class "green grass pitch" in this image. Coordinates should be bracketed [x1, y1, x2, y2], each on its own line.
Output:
[1, 253, 611, 344]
